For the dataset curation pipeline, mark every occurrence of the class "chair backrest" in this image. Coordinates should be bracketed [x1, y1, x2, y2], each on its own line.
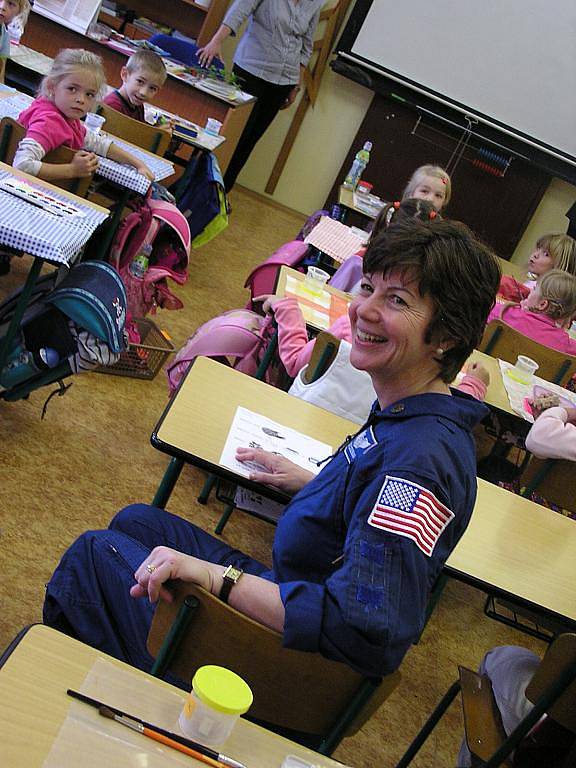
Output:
[526, 633, 576, 732]
[0, 117, 93, 197]
[520, 456, 576, 513]
[96, 104, 171, 156]
[480, 318, 576, 386]
[147, 582, 400, 742]
[302, 331, 341, 384]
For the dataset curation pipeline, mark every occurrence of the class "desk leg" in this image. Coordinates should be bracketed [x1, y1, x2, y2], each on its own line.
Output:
[0, 257, 44, 372]
[152, 457, 184, 509]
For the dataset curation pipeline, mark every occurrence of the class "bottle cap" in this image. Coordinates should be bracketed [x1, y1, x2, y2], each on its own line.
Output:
[364, 141, 372, 151]
[192, 666, 253, 715]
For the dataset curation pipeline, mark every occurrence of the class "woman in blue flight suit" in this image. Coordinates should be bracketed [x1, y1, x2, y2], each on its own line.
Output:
[44, 219, 501, 680]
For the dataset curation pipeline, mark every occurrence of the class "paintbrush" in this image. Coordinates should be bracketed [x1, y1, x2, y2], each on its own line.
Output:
[67, 689, 246, 768]
[99, 706, 226, 766]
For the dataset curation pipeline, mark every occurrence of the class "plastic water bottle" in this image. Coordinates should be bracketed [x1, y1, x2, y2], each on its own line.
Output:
[129, 243, 152, 279]
[0, 346, 60, 389]
[343, 141, 372, 190]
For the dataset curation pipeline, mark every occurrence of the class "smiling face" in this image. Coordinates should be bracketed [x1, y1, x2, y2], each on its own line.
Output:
[411, 175, 447, 211]
[349, 270, 446, 406]
[0, 0, 21, 27]
[527, 245, 554, 276]
[120, 67, 162, 108]
[51, 70, 98, 120]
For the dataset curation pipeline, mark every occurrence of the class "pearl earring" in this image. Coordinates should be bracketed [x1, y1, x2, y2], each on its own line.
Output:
[436, 348, 445, 357]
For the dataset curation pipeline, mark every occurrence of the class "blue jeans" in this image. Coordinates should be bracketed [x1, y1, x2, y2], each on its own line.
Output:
[43, 504, 268, 681]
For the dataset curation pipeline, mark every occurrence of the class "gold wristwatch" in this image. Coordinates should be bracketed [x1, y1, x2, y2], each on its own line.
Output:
[220, 565, 244, 604]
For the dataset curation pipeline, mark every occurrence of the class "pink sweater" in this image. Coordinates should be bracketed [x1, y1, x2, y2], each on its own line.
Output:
[487, 304, 576, 355]
[525, 407, 576, 460]
[273, 297, 487, 400]
[18, 97, 86, 153]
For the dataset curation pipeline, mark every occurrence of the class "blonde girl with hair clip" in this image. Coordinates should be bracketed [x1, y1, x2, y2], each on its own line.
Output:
[0, 0, 30, 82]
[488, 269, 576, 355]
[402, 164, 452, 212]
[13, 48, 153, 183]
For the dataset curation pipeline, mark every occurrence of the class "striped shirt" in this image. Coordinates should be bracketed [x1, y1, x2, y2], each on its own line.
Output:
[223, 0, 323, 85]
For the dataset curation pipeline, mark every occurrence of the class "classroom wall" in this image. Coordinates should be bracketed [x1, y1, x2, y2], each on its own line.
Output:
[221, 13, 576, 256]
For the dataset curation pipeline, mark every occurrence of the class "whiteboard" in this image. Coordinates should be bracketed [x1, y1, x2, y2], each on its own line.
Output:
[344, 0, 576, 162]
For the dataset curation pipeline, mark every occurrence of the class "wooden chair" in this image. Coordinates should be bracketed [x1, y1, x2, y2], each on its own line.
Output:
[301, 331, 341, 384]
[480, 319, 576, 387]
[0, 117, 94, 197]
[395, 633, 576, 768]
[96, 103, 171, 156]
[520, 454, 576, 514]
[147, 582, 401, 756]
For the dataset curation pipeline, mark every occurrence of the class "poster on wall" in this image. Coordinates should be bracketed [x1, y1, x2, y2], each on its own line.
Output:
[33, 0, 102, 35]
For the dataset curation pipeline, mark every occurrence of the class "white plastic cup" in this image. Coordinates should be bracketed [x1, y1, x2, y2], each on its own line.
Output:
[303, 266, 330, 297]
[205, 117, 223, 136]
[84, 113, 106, 134]
[179, 666, 253, 748]
[509, 355, 539, 385]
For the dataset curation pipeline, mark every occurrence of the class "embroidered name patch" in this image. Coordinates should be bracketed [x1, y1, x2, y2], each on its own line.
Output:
[367, 475, 454, 557]
[344, 426, 377, 464]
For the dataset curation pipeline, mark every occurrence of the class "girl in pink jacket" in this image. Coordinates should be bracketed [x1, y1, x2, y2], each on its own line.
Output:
[488, 269, 576, 355]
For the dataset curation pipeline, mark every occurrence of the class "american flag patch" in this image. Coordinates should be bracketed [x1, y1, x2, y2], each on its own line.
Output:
[367, 476, 454, 557]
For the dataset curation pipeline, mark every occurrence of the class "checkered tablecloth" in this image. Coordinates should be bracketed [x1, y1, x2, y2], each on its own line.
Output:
[0, 169, 109, 265]
[98, 137, 174, 193]
[0, 91, 33, 119]
[304, 216, 366, 264]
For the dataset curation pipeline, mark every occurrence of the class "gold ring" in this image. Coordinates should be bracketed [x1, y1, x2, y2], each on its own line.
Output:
[146, 563, 157, 574]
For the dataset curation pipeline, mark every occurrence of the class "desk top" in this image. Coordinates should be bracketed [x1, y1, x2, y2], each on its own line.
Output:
[8, 43, 52, 76]
[0, 162, 109, 264]
[153, 356, 355, 501]
[447, 478, 576, 624]
[1, 625, 347, 767]
[276, 265, 352, 332]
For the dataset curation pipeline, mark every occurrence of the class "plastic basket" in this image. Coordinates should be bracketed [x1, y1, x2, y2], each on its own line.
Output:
[96, 318, 175, 380]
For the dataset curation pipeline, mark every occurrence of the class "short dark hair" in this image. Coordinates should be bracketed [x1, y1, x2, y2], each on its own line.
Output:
[363, 219, 501, 382]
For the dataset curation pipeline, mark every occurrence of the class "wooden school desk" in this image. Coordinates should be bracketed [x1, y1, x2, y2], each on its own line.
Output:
[446, 478, 576, 628]
[151, 355, 355, 507]
[275, 265, 352, 333]
[0, 625, 348, 768]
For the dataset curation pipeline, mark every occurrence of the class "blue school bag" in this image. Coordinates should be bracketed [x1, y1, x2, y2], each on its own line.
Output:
[172, 151, 229, 247]
[0, 261, 127, 392]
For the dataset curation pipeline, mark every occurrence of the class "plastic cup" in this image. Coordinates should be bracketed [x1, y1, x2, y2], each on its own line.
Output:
[507, 355, 539, 385]
[179, 665, 253, 748]
[303, 266, 330, 297]
[84, 113, 106, 134]
[205, 117, 223, 136]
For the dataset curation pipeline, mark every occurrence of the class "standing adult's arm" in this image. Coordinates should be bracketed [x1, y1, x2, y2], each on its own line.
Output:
[197, 0, 261, 67]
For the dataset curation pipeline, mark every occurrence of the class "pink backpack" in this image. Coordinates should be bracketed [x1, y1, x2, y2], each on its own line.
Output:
[166, 309, 279, 395]
[109, 199, 191, 341]
[243, 241, 308, 309]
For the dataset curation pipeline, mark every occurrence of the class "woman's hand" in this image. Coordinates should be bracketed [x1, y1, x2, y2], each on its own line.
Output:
[464, 360, 490, 386]
[236, 447, 314, 493]
[130, 546, 216, 603]
[280, 85, 300, 110]
[253, 294, 283, 314]
[197, 39, 223, 68]
[136, 163, 154, 181]
[71, 150, 99, 177]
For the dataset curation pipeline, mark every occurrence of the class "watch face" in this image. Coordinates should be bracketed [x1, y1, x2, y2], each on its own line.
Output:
[225, 566, 243, 582]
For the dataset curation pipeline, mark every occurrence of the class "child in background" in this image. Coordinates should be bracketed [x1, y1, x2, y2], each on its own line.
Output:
[499, 233, 576, 301]
[103, 49, 167, 123]
[487, 269, 576, 354]
[13, 49, 154, 182]
[526, 396, 576, 461]
[402, 164, 452, 212]
[0, 0, 29, 82]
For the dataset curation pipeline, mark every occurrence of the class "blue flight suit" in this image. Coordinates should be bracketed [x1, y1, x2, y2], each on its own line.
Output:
[44, 390, 487, 680]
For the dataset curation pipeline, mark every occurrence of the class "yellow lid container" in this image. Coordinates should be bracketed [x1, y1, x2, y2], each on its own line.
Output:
[192, 666, 253, 716]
